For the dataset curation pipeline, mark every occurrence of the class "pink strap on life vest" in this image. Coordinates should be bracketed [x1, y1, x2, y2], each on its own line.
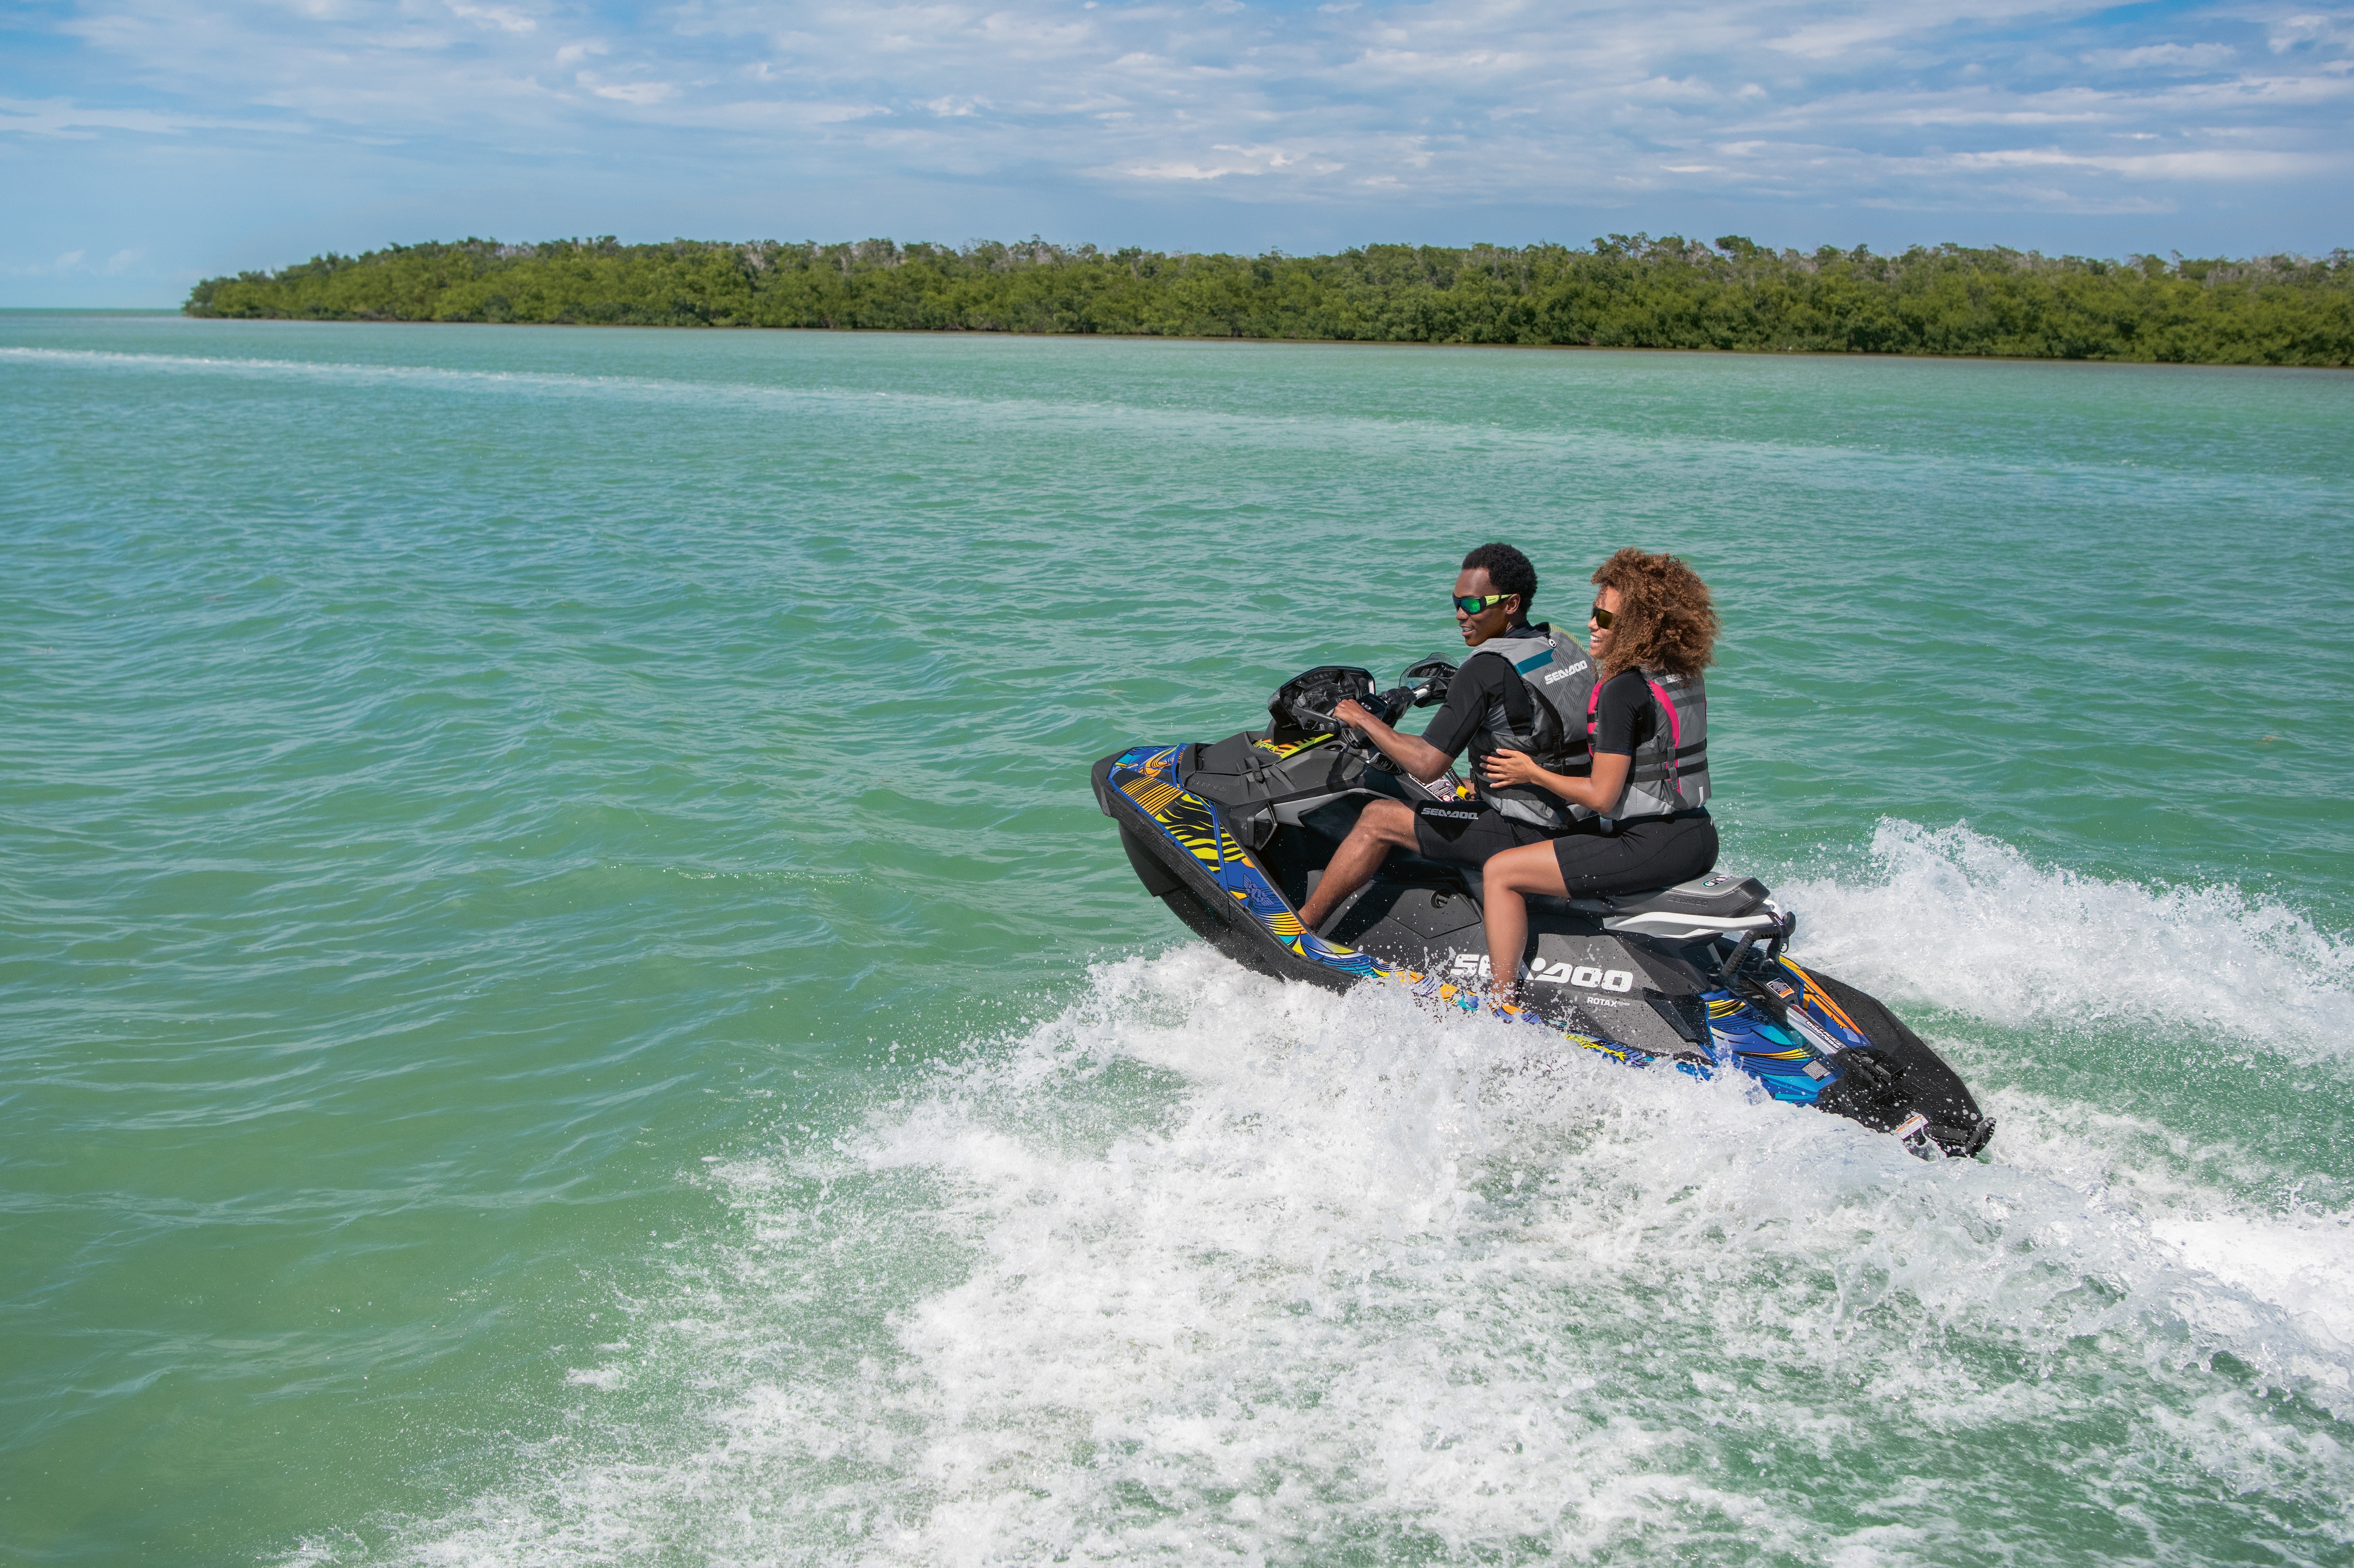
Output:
[1647, 678, 1682, 796]
[1646, 679, 1681, 749]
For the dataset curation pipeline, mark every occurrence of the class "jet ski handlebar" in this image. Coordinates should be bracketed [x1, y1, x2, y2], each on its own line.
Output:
[1398, 656, 1457, 708]
[1270, 659, 1457, 736]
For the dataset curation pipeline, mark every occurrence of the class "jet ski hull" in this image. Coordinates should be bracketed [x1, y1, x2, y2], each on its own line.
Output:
[1096, 741, 1993, 1158]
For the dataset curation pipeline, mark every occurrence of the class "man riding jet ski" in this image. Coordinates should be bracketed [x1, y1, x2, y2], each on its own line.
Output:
[1292, 543, 1606, 942]
[1090, 567, 1994, 1159]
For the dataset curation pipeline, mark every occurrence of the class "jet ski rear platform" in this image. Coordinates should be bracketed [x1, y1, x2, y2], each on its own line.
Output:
[1094, 728, 1994, 1159]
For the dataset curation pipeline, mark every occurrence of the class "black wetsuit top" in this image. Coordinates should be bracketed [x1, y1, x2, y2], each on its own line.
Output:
[1419, 633, 1533, 760]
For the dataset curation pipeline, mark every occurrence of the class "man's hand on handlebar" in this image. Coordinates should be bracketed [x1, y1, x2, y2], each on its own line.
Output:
[1328, 697, 1452, 785]
[1334, 688, 1414, 732]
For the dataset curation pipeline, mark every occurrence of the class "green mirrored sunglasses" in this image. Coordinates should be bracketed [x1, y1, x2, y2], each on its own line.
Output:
[1453, 593, 1511, 615]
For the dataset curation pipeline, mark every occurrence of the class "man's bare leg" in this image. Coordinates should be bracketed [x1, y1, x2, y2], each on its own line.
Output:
[1295, 798, 1420, 933]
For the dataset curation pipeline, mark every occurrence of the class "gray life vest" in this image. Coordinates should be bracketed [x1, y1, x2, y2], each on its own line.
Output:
[1588, 667, 1710, 821]
[1466, 625, 1599, 830]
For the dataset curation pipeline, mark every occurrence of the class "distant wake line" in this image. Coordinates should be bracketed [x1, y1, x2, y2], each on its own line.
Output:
[0, 344, 1654, 456]
[0, 347, 2260, 488]
[0, 345, 835, 407]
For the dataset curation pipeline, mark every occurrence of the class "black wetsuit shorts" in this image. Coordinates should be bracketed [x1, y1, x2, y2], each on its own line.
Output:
[1550, 810, 1718, 895]
[1411, 801, 1557, 868]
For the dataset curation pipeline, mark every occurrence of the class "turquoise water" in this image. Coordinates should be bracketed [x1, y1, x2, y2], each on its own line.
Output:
[3, 314, 2351, 1566]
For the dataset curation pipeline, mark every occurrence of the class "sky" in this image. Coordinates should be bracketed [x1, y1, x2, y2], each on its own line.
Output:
[2, 0, 2349, 305]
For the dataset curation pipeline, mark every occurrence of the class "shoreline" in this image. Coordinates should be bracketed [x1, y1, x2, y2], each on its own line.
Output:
[9, 305, 2349, 371]
[94, 314, 2352, 372]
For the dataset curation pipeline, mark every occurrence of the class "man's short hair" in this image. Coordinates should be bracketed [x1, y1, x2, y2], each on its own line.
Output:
[1460, 542, 1537, 610]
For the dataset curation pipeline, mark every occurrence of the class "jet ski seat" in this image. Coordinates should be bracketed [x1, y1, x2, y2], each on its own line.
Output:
[1563, 873, 1784, 944]
[1572, 873, 1769, 919]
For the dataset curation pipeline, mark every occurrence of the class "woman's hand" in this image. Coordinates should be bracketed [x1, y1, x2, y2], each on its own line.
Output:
[1483, 749, 1629, 813]
[1479, 749, 1548, 790]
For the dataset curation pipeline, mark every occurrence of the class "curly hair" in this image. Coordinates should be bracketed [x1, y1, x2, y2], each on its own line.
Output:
[1590, 547, 1718, 679]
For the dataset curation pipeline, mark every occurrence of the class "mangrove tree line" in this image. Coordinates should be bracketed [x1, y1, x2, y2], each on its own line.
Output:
[184, 235, 2354, 365]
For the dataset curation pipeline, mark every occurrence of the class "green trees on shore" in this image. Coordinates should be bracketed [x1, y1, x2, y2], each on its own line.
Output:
[184, 234, 2354, 365]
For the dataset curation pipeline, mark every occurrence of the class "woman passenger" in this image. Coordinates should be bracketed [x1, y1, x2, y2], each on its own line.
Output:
[1475, 547, 1719, 1005]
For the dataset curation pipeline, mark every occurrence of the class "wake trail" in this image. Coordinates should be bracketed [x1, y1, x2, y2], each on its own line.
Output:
[363, 857, 2354, 1566]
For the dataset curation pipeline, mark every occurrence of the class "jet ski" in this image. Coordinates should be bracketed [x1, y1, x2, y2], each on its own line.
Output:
[1093, 660, 1995, 1158]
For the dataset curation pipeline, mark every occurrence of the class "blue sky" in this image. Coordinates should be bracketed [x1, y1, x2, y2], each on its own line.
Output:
[3, 0, 2349, 304]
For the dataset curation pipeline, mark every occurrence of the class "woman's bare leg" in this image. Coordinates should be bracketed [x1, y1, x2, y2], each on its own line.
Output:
[1481, 842, 1569, 1003]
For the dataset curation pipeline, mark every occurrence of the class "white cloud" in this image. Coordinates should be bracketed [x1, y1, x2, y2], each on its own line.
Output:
[579, 73, 676, 105]
[1947, 145, 2342, 179]
[447, 0, 537, 33]
[2083, 42, 2235, 71]
[2267, 13, 2350, 53]
[1113, 142, 1346, 181]
[9, 247, 159, 278]
[0, 93, 296, 137]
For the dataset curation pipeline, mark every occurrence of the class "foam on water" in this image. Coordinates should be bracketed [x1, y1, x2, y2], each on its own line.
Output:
[1775, 820, 2354, 1060]
[358, 852, 2354, 1567]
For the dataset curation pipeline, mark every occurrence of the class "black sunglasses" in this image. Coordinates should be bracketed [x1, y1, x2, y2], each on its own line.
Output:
[1453, 593, 1512, 615]
[1589, 602, 1616, 630]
